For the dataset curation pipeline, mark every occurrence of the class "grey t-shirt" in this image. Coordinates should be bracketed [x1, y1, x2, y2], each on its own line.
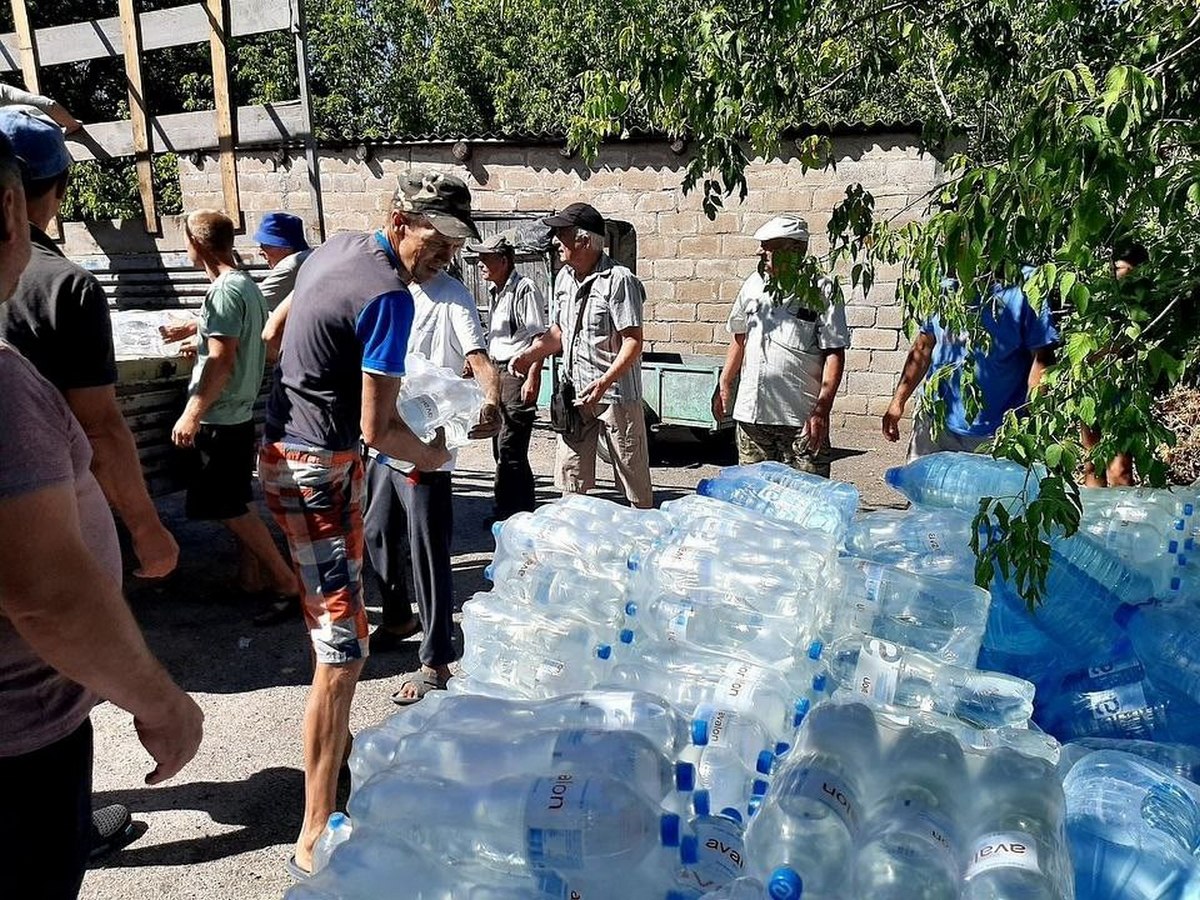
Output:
[0, 343, 120, 757]
[553, 255, 645, 405]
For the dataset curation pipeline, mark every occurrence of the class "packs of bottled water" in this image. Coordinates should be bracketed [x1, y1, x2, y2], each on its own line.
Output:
[397, 353, 485, 449]
[110, 309, 193, 358]
[1116, 600, 1200, 710]
[1058, 738, 1200, 784]
[824, 557, 991, 666]
[695, 474, 848, 539]
[846, 507, 978, 562]
[885, 452, 1046, 511]
[718, 461, 860, 524]
[1062, 749, 1200, 899]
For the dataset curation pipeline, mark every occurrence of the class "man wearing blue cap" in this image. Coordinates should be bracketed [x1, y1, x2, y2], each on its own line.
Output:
[256, 212, 312, 361]
[0, 109, 186, 861]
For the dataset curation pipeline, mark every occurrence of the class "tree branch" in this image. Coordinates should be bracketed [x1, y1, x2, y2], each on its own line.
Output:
[1145, 11, 1200, 75]
[928, 55, 954, 120]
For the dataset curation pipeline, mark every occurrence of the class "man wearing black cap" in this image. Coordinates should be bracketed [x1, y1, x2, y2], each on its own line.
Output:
[259, 170, 470, 876]
[467, 230, 547, 522]
[511, 202, 652, 507]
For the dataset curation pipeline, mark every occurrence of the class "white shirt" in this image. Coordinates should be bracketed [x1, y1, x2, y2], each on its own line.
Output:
[727, 271, 849, 427]
[378, 271, 488, 473]
[487, 270, 547, 362]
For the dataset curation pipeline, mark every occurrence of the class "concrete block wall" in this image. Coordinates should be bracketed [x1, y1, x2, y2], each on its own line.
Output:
[163, 134, 940, 427]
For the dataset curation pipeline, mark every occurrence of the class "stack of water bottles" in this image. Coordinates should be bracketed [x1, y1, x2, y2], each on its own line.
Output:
[288, 452, 1200, 899]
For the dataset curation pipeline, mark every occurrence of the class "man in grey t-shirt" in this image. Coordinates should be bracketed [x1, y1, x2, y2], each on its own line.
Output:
[511, 203, 652, 508]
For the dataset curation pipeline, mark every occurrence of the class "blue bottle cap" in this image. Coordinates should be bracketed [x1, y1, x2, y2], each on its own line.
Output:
[696, 478, 715, 497]
[596, 644, 612, 660]
[483, 564, 495, 581]
[627, 552, 641, 572]
[1179, 555, 1189, 568]
[491, 521, 504, 538]
[1176, 518, 1187, 531]
[1114, 603, 1141, 628]
[680, 834, 699, 866]
[756, 750, 775, 775]
[660, 813, 682, 847]
[1187, 538, 1196, 552]
[625, 600, 638, 616]
[719, 807, 743, 824]
[812, 673, 828, 693]
[1172, 577, 1183, 591]
[752, 778, 770, 796]
[619, 629, 635, 645]
[1186, 503, 1196, 516]
[327, 811, 347, 828]
[1169, 540, 1180, 555]
[807, 640, 824, 660]
[675, 761, 696, 792]
[884, 467, 902, 487]
[793, 698, 811, 727]
[747, 796, 763, 817]
[692, 788, 710, 817]
[775, 740, 791, 756]
[692, 715, 710, 746]
[768, 866, 804, 899]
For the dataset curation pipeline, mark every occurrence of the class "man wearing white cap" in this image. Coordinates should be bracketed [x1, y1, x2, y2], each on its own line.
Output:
[713, 214, 849, 476]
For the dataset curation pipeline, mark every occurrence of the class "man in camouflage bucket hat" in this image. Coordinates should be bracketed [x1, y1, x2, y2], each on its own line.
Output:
[259, 169, 478, 876]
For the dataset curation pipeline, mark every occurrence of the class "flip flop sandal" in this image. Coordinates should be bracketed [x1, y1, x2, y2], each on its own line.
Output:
[390, 670, 448, 706]
[286, 855, 311, 881]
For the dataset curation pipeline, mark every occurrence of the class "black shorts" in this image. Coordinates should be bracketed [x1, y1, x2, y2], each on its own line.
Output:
[184, 420, 256, 520]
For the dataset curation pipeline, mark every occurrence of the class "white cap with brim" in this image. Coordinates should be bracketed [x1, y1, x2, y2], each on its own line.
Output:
[753, 214, 810, 242]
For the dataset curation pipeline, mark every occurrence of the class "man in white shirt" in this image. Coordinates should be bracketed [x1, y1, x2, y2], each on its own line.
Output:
[362, 269, 500, 703]
[713, 214, 849, 477]
[467, 231, 547, 522]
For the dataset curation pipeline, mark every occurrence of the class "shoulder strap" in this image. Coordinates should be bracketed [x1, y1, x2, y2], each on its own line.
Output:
[565, 277, 594, 376]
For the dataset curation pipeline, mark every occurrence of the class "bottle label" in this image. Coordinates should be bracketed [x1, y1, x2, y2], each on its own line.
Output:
[924, 530, 944, 552]
[526, 774, 588, 870]
[965, 832, 1040, 879]
[716, 660, 765, 707]
[662, 600, 693, 642]
[401, 394, 439, 428]
[850, 564, 886, 630]
[705, 708, 738, 749]
[879, 799, 956, 866]
[788, 765, 860, 832]
[535, 658, 567, 685]
[683, 816, 746, 888]
[1086, 657, 1141, 682]
[1087, 682, 1149, 724]
[851, 637, 903, 703]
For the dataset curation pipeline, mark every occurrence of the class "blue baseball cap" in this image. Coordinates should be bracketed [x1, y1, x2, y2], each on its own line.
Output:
[0, 109, 70, 180]
[252, 212, 309, 250]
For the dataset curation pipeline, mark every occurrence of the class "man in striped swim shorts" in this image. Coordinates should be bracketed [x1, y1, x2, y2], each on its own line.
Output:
[259, 171, 476, 876]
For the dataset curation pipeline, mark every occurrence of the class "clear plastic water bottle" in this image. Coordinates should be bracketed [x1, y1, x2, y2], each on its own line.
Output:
[1117, 601, 1200, 709]
[691, 704, 784, 763]
[624, 589, 799, 666]
[696, 475, 847, 537]
[660, 492, 767, 526]
[602, 650, 810, 745]
[829, 557, 991, 666]
[1059, 738, 1200, 785]
[484, 556, 628, 631]
[311, 811, 354, 874]
[1063, 750, 1200, 900]
[492, 510, 643, 576]
[348, 770, 682, 882]
[677, 744, 772, 819]
[696, 872, 805, 900]
[820, 634, 1035, 728]
[744, 700, 880, 895]
[675, 809, 755, 895]
[628, 542, 821, 619]
[853, 727, 967, 900]
[891, 550, 979, 584]
[383, 727, 687, 801]
[718, 461, 860, 523]
[979, 579, 1074, 688]
[453, 641, 616, 700]
[397, 354, 485, 449]
[1080, 484, 1196, 526]
[846, 507, 978, 560]
[962, 747, 1074, 900]
[885, 452, 1045, 511]
[670, 513, 838, 558]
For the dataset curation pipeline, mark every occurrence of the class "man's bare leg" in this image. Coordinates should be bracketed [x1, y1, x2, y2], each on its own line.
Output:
[296, 658, 364, 871]
[223, 511, 299, 595]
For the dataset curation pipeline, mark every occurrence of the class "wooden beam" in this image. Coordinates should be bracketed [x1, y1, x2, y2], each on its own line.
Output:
[65, 101, 307, 162]
[205, 0, 240, 224]
[117, 0, 158, 234]
[8, 0, 39, 91]
[290, 0, 325, 241]
[0, 0, 291, 74]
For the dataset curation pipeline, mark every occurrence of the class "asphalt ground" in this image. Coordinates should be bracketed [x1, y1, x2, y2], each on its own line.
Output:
[81, 419, 907, 900]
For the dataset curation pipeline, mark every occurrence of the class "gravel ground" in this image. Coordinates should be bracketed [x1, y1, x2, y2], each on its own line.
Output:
[81, 419, 907, 900]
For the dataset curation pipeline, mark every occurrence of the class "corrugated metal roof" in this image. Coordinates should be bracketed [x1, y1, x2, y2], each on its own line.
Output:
[314, 120, 924, 149]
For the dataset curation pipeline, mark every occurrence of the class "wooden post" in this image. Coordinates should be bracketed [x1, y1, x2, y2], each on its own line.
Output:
[8, 0, 40, 92]
[205, 0, 241, 225]
[117, 0, 158, 233]
[290, 0, 324, 241]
